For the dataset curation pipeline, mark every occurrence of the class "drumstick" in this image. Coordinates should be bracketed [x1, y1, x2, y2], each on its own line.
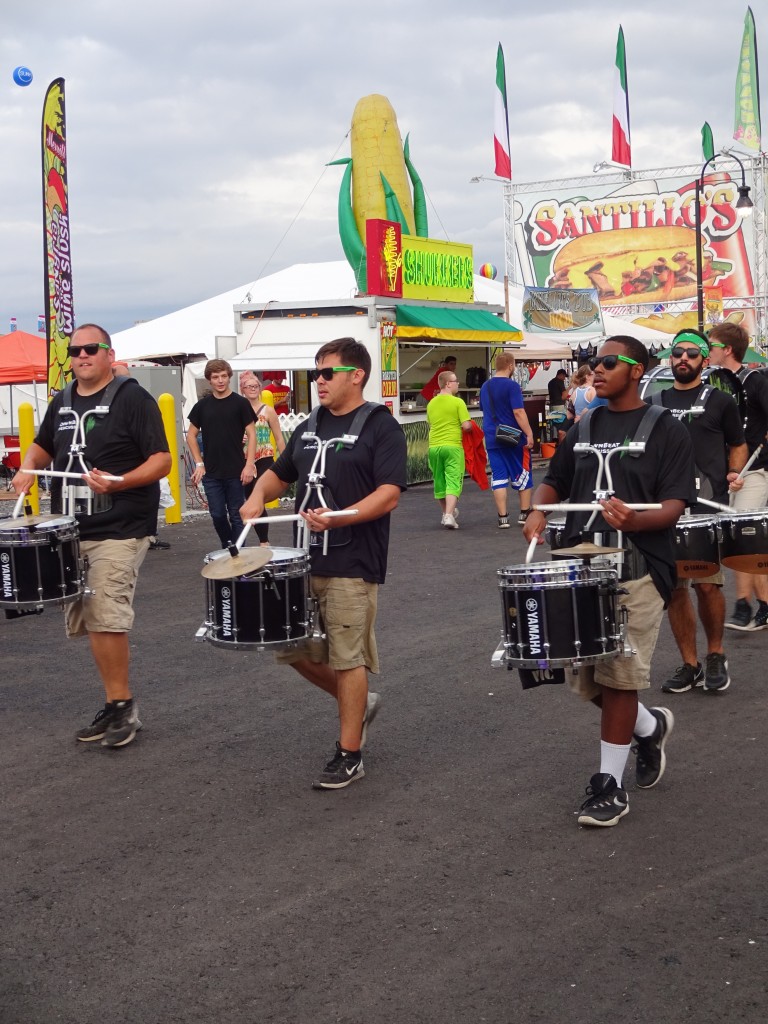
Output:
[736, 444, 763, 480]
[525, 535, 539, 565]
[19, 468, 125, 482]
[698, 497, 732, 513]
[234, 509, 360, 552]
[534, 503, 662, 512]
[12, 492, 26, 519]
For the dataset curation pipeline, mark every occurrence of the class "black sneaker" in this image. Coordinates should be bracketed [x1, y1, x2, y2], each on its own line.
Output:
[661, 662, 703, 693]
[633, 707, 674, 789]
[149, 538, 171, 550]
[102, 699, 141, 748]
[577, 773, 629, 827]
[497, 515, 511, 529]
[360, 692, 380, 749]
[752, 600, 768, 630]
[725, 598, 754, 631]
[312, 742, 364, 790]
[76, 703, 115, 743]
[703, 652, 730, 692]
[517, 509, 532, 526]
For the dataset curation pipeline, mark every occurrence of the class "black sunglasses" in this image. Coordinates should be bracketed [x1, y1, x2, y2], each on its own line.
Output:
[587, 353, 639, 371]
[67, 342, 110, 357]
[310, 365, 357, 382]
[670, 346, 703, 360]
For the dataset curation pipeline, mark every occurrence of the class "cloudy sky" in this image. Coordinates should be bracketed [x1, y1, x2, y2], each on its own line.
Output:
[0, 0, 760, 336]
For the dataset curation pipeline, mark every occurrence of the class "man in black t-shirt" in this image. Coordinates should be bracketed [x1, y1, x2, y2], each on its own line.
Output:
[547, 368, 568, 407]
[524, 335, 695, 829]
[14, 324, 171, 748]
[708, 322, 768, 631]
[187, 359, 256, 548]
[649, 330, 747, 695]
[241, 338, 407, 790]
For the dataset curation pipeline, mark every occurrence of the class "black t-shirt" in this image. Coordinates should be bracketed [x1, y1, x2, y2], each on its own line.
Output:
[188, 393, 255, 479]
[272, 405, 407, 584]
[35, 378, 170, 541]
[548, 376, 567, 404]
[653, 385, 745, 509]
[543, 405, 696, 602]
[740, 368, 768, 469]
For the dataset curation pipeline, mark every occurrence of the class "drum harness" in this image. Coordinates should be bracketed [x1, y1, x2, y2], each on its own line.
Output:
[294, 402, 380, 554]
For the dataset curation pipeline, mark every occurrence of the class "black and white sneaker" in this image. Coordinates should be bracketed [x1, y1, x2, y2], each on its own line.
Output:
[102, 699, 141, 748]
[633, 707, 674, 789]
[661, 662, 703, 693]
[703, 652, 730, 692]
[577, 773, 629, 827]
[360, 692, 380, 749]
[517, 509, 532, 526]
[312, 743, 364, 790]
[76, 703, 115, 743]
[725, 598, 754, 631]
[751, 601, 768, 630]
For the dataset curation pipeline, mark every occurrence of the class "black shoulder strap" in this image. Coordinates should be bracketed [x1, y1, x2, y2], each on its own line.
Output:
[57, 373, 136, 416]
[302, 401, 382, 447]
[649, 384, 713, 413]
[577, 403, 668, 456]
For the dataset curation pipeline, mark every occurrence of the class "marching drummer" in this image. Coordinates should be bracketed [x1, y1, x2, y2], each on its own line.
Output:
[523, 335, 695, 828]
[13, 324, 171, 748]
[240, 338, 407, 790]
[648, 329, 747, 695]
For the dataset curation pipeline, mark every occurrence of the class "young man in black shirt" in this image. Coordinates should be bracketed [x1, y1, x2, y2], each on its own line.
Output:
[547, 368, 568, 407]
[708, 322, 768, 630]
[524, 336, 696, 828]
[650, 330, 747, 693]
[241, 338, 407, 790]
[14, 324, 172, 747]
[187, 359, 256, 549]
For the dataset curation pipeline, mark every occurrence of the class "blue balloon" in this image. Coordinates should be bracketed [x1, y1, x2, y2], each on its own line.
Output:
[13, 66, 33, 87]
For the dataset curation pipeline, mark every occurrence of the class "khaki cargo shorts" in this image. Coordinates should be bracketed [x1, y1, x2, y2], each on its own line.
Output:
[65, 537, 150, 637]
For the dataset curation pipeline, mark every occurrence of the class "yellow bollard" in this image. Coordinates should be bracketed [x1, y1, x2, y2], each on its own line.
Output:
[158, 393, 182, 524]
[17, 403, 39, 515]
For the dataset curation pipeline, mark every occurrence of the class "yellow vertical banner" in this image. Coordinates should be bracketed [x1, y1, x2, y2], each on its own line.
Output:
[42, 78, 74, 398]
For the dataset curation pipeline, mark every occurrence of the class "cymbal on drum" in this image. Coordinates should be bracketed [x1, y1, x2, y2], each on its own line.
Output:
[552, 541, 626, 559]
[0, 513, 72, 531]
[200, 546, 274, 579]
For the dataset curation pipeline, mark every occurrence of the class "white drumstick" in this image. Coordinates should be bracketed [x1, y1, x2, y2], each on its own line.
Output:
[12, 492, 26, 518]
[698, 497, 732, 513]
[534, 503, 662, 512]
[525, 535, 539, 565]
[736, 444, 763, 480]
[19, 468, 125, 482]
[235, 509, 360, 551]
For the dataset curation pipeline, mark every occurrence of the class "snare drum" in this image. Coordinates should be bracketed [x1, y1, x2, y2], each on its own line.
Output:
[675, 514, 719, 579]
[202, 546, 311, 649]
[0, 515, 82, 610]
[718, 510, 768, 573]
[497, 559, 620, 668]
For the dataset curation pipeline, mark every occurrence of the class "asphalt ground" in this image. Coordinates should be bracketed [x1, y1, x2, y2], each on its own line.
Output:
[2, 480, 768, 1024]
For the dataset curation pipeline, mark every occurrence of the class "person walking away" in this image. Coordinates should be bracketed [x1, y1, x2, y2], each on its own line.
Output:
[13, 324, 172, 747]
[240, 338, 407, 790]
[708, 322, 768, 631]
[547, 368, 568, 409]
[479, 352, 534, 527]
[239, 372, 285, 545]
[186, 359, 256, 549]
[523, 335, 696, 827]
[648, 330, 747, 694]
[426, 369, 472, 529]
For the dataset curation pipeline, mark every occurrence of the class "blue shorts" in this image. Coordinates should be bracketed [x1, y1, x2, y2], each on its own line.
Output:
[487, 445, 533, 492]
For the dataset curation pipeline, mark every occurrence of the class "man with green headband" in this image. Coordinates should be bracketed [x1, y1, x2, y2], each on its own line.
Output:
[648, 328, 747, 694]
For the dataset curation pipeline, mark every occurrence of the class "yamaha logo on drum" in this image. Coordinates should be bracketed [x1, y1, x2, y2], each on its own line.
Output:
[220, 585, 233, 638]
[525, 596, 543, 655]
[1, 552, 12, 600]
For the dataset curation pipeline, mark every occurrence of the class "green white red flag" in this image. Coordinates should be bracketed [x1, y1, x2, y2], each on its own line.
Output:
[612, 27, 631, 167]
[733, 6, 761, 152]
[494, 43, 512, 179]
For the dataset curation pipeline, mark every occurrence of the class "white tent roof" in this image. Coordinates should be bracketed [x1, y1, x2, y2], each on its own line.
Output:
[112, 260, 669, 363]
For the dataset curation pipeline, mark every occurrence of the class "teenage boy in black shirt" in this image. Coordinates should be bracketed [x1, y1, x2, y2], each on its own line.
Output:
[524, 336, 696, 828]
[650, 329, 747, 694]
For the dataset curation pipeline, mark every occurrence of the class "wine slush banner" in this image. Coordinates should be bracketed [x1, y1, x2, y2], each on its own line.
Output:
[42, 77, 74, 398]
[515, 168, 756, 335]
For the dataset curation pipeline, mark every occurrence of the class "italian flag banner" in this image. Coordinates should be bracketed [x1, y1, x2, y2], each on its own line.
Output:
[494, 43, 512, 179]
[612, 26, 631, 167]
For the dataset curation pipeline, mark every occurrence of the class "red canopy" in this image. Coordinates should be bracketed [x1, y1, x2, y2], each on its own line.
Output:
[0, 331, 48, 385]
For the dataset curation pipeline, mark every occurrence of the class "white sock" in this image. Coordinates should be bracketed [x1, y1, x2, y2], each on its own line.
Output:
[600, 741, 630, 788]
[634, 704, 657, 738]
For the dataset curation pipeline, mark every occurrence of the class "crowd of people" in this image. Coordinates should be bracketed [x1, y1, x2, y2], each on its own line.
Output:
[10, 322, 767, 826]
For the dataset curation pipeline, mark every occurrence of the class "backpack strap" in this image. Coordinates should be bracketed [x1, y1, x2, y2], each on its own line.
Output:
[58, 373, 136, 417]
[576, 403, 668, 455]
[301, 401, 382, 448]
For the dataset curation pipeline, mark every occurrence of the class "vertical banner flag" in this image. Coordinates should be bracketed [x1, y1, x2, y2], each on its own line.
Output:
[701, 122, 715, 163]
[612, 26, 631, 167]
[37, 314, 45, 332]
[9, 317, 17, 332]
[494, 43, 512, 179]
[42, 78, 74, 398]
[733, 7, 762, 151]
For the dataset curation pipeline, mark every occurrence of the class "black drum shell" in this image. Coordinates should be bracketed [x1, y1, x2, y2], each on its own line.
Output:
[675, 515, 719, 579]
[0, 517, 81, 608]
[718, 512, 768, 574]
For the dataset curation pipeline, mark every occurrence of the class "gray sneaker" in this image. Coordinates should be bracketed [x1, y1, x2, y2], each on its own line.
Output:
[102, 699, 141, 748]
[633, 707, 674, 789]
[703, 652, 730, 692]
[360, 692, 381, 749]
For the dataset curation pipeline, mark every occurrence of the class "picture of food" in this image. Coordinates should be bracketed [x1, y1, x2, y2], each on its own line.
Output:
[551, 226, 731, 306]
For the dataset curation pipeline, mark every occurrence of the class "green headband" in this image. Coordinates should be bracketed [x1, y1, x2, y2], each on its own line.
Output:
[672, 331, 710, 357]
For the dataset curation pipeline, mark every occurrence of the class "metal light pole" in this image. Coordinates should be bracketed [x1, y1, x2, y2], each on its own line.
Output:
[695, 151, 754, 333]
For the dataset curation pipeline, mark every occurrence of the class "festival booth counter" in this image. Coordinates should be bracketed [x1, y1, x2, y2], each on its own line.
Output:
[227, 292, 523, 484]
